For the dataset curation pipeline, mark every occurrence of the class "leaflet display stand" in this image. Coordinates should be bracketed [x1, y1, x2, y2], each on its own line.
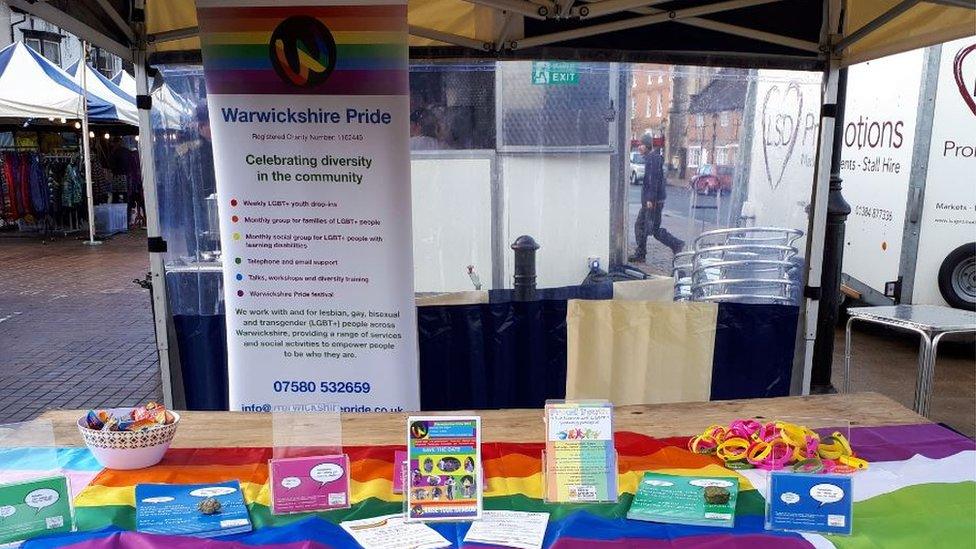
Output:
[269, 412, 350, 515]
[542, 400, 619, 504]
[0, 420, 75, 544]
[758, 417, 857, 536]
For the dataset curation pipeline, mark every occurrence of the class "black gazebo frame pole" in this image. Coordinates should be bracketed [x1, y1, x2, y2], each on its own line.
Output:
[811, 66, 851, 393]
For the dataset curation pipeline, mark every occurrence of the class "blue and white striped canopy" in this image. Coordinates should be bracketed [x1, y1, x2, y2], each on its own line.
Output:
[66, 60, 138, 125]
[0, 41, 117, 122]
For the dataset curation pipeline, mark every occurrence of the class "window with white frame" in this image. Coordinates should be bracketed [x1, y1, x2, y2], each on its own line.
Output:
[695, 113, 704, 127]
[687, 146, 702, 169]
[656, 94, 663, 117]
[647, 72, 653, 85]
[22, 31, 62, 66]
[658, 73, 663, 84]
[645, 96, 652, 118]
[720, 111, 730, 127]
[24, 38, 41, 53]
[716, 144, 739, 165]
[631, 97, 636, 119]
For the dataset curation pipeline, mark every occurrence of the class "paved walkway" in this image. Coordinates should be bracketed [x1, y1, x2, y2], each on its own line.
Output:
[0, 232, 161, 422]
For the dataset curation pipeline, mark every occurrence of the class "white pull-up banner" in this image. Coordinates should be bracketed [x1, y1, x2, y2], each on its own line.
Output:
[196, 0, 418, 412]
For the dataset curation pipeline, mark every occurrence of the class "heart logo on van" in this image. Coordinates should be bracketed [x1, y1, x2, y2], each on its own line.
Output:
[953, 42, 976, 117]
[761, 82, 803, 191]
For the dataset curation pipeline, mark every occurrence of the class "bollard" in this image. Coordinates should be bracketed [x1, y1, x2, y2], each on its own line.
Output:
[511, 235, 540, 302]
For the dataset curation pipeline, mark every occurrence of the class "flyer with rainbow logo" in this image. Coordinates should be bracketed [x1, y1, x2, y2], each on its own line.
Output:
[544, 401, 618, 503]
[406, 417, 482, 521]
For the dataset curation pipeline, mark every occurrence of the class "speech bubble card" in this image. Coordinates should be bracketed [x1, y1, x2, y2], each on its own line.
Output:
[0, 476, 73, 544]
[627, 472, 739, 528]
[269, 454, 350, 515]
[767, 472, 853, 535]
[135, 480, 251, 538]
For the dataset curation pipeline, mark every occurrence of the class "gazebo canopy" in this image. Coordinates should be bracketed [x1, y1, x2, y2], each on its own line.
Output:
[5, 0, 974, 69]
[66, 60, 139, 125]
[0, 41, 115, 122]
[113, 70, 190, 130]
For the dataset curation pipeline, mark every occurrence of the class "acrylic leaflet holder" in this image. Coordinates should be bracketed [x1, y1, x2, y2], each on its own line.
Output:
[0, 420, 75, 544]
[756, 416, 857, 536]
[269, 412, 350, 515]
[405, 416, 483, 522]
[542, 400, 619, 504]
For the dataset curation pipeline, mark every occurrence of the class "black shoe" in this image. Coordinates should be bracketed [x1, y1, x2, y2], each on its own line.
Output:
[628, 254, 646, 263]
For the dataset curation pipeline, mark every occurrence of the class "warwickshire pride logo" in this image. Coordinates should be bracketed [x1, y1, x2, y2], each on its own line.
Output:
[269, 16, 337, 87]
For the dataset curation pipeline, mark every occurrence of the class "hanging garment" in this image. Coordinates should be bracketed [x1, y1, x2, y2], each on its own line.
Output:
[2, 152, 23, 220]
[63, 164, 84, 209]
[15, 153, 31, 217]
[44, 158, 70, 216]
[28, 153, 48, 216]
[0, 155, 12, 222]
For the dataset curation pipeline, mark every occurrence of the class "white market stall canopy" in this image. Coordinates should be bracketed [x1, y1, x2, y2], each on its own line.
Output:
[67, 60, 139, 125]
[6, 0, 974, 69]
[112, 69, 191, 130]
[0, 41, 115, 122]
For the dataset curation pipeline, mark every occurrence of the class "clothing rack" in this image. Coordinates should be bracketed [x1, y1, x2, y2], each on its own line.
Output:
[0, 149, 87, 237]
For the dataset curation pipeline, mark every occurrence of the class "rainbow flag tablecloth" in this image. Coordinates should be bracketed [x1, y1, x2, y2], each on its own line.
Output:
[11, 423, 975, 548]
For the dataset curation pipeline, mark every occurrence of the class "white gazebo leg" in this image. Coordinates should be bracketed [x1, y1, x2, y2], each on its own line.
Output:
[134, 46, 174, 408]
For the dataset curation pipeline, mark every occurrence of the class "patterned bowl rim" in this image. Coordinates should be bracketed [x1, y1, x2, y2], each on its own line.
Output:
[76, 409, 181, 436]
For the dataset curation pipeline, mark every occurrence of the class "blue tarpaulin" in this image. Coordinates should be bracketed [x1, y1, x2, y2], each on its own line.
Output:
[166, 271, 796, 410]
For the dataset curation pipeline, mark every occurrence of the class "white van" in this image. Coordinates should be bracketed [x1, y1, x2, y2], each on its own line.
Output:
[841, 37, 975, 310]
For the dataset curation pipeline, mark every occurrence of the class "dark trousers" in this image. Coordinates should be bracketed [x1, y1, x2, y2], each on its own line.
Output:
[634, 202, 683, 256]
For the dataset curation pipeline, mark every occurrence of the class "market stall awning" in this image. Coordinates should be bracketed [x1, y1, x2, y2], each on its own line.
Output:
[112, 70, 191, 130]
[66, 60, 139, 125]
[5, 0, 974, 69]
[0, 41, 115, 122]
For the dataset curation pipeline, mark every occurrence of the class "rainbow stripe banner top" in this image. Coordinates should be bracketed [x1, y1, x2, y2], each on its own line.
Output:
[196, 1, 408, 95]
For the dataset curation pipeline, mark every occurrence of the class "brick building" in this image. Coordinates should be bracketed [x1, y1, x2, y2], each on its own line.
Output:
[683, 68, 747, 176]
[630, 63, 671, 145]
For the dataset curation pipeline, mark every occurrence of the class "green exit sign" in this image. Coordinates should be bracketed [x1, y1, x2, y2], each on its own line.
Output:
[531, 61, 579, 85]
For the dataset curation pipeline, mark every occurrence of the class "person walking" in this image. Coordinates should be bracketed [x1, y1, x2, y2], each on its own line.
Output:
[629, 133, 684, 263]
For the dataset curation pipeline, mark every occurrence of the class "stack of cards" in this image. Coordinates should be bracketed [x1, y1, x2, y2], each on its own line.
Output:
[627, 472, 739, 528]
[135, 481, 252, 538]
[0, 476, 73, 545]
[269, 455, 351, 515]
[543, 401, 617, 503]
[767, 472, 853, 535]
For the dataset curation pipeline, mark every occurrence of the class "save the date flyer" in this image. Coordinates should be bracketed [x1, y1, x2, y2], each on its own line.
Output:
[405, 416, 481, 521]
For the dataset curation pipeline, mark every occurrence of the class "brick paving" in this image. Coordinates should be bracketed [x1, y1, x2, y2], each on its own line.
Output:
[0, 232, 161, 422]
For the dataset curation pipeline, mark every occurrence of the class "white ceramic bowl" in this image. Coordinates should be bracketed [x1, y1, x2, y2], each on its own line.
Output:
[77, 408, 180, 470]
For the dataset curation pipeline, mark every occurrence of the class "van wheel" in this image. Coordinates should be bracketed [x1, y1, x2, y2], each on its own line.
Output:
[938, 243, 976, 310]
